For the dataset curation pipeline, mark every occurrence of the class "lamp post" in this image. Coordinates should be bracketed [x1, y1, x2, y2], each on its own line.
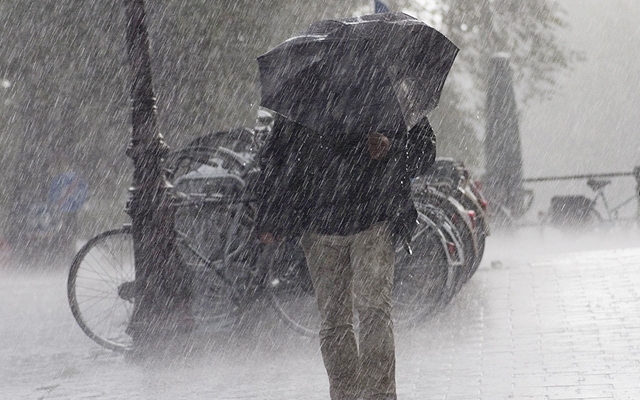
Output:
[123, 0, 191, 352]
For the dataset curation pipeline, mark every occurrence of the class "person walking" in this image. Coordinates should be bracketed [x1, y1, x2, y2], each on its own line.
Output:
[255, 112, 436, 400]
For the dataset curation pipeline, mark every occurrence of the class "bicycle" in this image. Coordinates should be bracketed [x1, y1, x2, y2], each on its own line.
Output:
[541, 177, 638, 230]
[411, 158, 490, 292]
[68, 140, 466, 352]
[585, 178, 638, 224]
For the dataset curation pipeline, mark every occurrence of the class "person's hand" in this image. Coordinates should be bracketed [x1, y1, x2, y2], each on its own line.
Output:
[367, 132, 390, 160]
[259, 232, 277, 244]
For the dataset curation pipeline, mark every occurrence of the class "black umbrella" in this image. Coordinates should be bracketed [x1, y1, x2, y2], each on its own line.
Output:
[257, 12, 459, 138]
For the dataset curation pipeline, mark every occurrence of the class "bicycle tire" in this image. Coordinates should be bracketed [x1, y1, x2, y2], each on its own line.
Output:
[454, 189, 488, 282]
[393, 210, 457, 327]
[67, 227, 135, 353]
[414, 203, 466, 301]
[175, 202, 256, 331]
[267, 240, 320, 337]
[414, 188, 478, 294]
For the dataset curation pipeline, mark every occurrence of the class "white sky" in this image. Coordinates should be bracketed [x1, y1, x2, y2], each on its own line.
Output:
[520, 0, 640, 177]
[519, 0, 640, 219]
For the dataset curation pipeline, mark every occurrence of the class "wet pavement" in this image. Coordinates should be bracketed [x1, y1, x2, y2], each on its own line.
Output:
[2, 228, 640, 399]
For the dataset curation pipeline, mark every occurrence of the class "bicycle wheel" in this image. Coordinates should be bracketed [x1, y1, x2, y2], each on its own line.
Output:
[394, 209, 461, 327]
[67, 227, 135, 353]
[414, 188, 478, 294]
[175, 201, 256, 330]
[175, 202, 255, 267]
[267, 240, 320, 337]
[454, 189, 488, 282]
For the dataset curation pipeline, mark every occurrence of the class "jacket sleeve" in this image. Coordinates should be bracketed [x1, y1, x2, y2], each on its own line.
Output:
[382, 118, 435, 249]
[405, 116, 437, 178]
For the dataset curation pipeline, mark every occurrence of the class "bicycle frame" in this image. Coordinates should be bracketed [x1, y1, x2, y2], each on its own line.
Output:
[593, 189, 636, 222]
[587, 177, 639, 224]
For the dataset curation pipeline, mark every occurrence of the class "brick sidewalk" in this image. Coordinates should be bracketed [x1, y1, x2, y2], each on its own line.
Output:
[2, 236, 640, 399]
[395, 245, 640, 399]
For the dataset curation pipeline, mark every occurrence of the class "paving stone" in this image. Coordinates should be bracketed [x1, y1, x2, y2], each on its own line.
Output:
[3, 234, 640, 399]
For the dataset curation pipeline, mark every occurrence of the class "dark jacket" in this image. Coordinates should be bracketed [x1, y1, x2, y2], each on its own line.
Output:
[254, 115, 436, 244]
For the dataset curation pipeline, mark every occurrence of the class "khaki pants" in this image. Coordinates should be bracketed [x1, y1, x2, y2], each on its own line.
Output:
[300, 222, 397, 400]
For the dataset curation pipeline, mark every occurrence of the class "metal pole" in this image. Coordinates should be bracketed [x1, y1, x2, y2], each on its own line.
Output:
[123, 0, 191, 351]
[524, 171, 635, 183]
[634, 166, 640, 223]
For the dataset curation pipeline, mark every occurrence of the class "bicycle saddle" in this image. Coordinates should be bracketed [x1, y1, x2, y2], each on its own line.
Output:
[586, 178, 611, 192]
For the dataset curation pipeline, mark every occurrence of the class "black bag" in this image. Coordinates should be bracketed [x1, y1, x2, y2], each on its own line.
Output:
[549, 195, 594, 226]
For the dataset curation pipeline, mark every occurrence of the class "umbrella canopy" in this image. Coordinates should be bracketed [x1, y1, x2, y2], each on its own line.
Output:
[258, 12, 459, 138]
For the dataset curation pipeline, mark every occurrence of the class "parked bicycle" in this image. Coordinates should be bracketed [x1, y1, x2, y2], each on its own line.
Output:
[542, 177, 639, 230]
[68, 138, 467, 352]
[411, 158, 490, 292]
